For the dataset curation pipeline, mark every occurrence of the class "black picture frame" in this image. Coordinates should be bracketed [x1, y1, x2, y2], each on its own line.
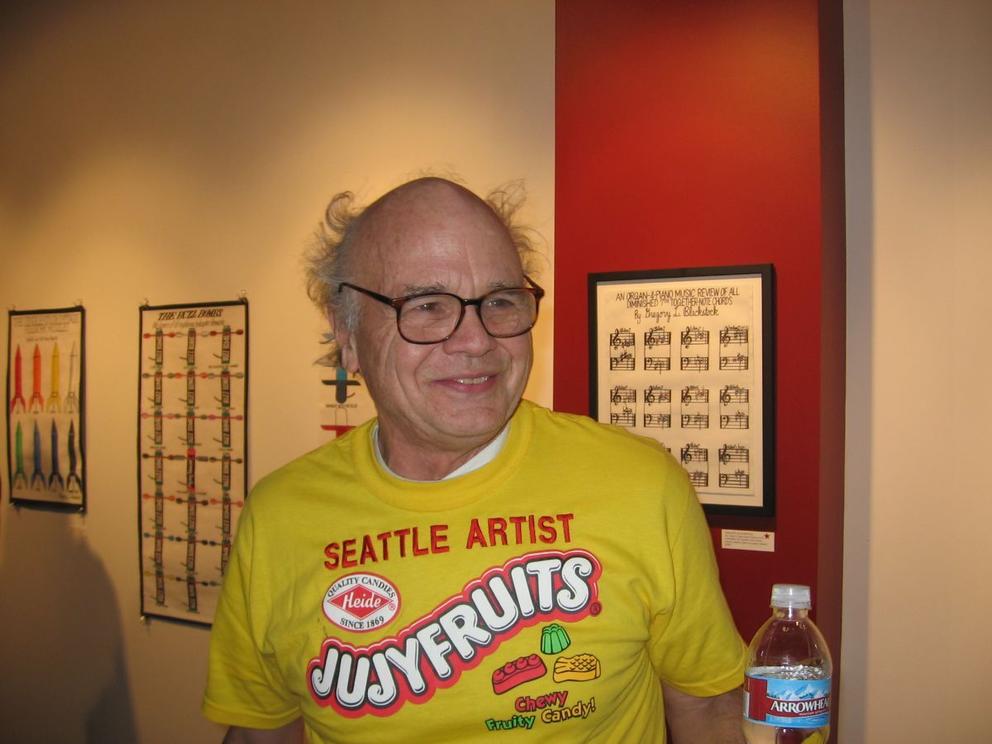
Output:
[6, 306, 86, 512]
[137, 299, 249, 626]
[589, 265, 775, 516]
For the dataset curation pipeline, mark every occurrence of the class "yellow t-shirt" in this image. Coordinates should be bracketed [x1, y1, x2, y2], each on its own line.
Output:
[203, 400, 746, 742]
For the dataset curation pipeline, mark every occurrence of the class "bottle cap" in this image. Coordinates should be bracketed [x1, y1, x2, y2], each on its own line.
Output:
[770, 584, 812, 609]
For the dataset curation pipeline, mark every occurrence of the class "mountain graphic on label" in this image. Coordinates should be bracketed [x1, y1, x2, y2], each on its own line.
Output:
[774, 684, 824, 701]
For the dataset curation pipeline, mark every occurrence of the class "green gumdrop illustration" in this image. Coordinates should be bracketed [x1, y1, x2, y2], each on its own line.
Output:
[540, 623, 571, 654]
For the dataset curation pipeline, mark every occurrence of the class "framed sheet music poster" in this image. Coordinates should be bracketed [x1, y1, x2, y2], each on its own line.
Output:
[589, 266, 775, 516]
[137, 299, 248, 625]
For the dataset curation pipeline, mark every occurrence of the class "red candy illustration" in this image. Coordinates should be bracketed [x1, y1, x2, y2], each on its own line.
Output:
[492, 654, 548, 694]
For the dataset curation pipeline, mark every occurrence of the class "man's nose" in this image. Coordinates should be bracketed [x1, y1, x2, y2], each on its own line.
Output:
[442, 306, 496, 353]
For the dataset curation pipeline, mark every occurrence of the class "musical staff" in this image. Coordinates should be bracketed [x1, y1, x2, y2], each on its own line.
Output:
[611, 351, 635, 371]
[719, 352, 748, 371]
[610, 386, 636, 405]
[689, 470, 709, 488]
[681, 386, 709, 405]
[681, 443, 708, 464]
[720, 411, 750, 429]
[610, 406, 635, 428]
[610, 328, 636, 370]
[644, 412, 671, 428]
[720, 325, 749, 345]
[681, 327, 709, 346]
[680, 413, 709, 429]
[720, 385, 749, 405]
[645, 327, 672, 346]
[719, 444, 749, 464]
[719, 470, 750, 489]
[644, 386, 671, 404]
[719, 445, 750, 491]
[643, 385, 671, 429]
[644, 327, 671, 372]
[681, 355, 709, 371]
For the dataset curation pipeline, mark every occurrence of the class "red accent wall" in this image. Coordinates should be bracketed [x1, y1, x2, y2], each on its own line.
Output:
[555, 0, 845, 719]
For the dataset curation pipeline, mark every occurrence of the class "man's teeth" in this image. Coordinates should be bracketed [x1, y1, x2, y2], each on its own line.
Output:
[455, 376, 490, 384]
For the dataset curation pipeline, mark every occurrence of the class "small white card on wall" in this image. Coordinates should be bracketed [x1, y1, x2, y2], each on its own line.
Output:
[721, 529, 775, 552]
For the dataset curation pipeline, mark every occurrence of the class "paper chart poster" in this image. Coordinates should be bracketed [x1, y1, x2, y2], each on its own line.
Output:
[137, 300, 248, 625]
[589, 266, 774, 515]
[6, 307, 86, 509]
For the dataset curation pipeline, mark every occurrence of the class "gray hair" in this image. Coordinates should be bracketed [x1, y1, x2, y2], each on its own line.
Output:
[304, 178, 542, 367]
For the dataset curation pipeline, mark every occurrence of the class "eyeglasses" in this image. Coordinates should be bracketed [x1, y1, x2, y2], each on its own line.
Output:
[338, 276, 545, 344]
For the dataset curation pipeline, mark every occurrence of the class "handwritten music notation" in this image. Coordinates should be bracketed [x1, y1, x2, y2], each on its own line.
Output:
[681, 443, 708, 464]
[610, 328, 636, 371]
[610, 351, 634, 371]
[680, 413, 709, 430]
[719, 470, 749, 489]
[681, 327, 709, 347]
[718, 444, 750, 490]
[644, 386, 671, 404]
[644, 412, 671, 428]
[610, 329, 635, 348]
[645, 327, 672, 347]
[720, 411, 750, 429]
[719, 353, 748, 371]
[689, 470, 709, 488]
[719, 444, 749, 464]
[610, 406, 635, 428]
[720, 385, 749, 405]
[681, 386, 709, 405]
[681, 355, 709, 371]
[610, 386, 636, 405]
[597, 275, 765, 501]
[720, 325, 749, 345]
[643, 327, 671, 372]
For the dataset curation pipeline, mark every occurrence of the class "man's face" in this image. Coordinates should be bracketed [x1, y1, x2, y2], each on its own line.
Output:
[338, 183, 533, 460]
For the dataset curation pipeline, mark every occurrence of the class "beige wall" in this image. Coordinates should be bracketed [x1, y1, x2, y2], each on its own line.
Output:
[0, 2, 554, 742]
[842, 0, 992, 740]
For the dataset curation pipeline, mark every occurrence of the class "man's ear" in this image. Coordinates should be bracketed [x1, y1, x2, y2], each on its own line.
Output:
[330, 310, 360, 374]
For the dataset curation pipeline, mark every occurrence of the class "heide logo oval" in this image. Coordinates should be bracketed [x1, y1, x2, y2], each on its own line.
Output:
[322, 572, 400, 633]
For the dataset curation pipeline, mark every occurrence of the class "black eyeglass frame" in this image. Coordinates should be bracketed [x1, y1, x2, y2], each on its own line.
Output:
[338, 275, 545, 344]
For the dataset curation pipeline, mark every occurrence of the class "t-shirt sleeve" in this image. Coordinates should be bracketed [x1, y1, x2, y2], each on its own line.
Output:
[202, 503, 300, 729]
[647, 468, 747, 696]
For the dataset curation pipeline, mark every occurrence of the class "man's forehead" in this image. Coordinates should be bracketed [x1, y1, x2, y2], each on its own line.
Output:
[363, 178, 495, 233]
[353, 179, 518, 277]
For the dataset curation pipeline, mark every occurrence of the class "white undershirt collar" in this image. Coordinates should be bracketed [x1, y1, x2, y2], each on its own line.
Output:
[372, 423, 509, 481]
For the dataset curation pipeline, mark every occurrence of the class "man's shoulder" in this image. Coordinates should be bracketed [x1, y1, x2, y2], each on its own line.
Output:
[248, 422, 370, 504]
[522, 401, 675, 465]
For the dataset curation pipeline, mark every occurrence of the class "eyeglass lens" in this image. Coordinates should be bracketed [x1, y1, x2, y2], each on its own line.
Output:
[398, 289, 537, 342]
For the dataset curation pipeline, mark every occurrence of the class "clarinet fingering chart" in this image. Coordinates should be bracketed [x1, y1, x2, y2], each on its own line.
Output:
[137, 301, 247, 625]
[592, 269, 770, 511]
[6, 308, 86, 509]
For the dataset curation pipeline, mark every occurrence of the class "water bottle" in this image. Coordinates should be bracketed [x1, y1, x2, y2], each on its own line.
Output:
[742, 584, 832, 744]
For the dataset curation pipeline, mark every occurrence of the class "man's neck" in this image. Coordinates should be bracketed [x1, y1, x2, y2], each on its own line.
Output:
[376, 426, 506, 481]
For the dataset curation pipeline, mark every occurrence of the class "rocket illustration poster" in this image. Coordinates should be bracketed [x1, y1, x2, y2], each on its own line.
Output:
[137, 300, 248, 625]
[6, 307, 86, 510]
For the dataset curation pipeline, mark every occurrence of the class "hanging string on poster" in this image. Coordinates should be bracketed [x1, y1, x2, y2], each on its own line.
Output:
[137, 299, 248, 625]
[588, 266, 775, 516]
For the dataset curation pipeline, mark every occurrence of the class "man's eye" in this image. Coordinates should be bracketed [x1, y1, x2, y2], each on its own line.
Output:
[485, 293, 520, 310]
[408, 298, 448, 314]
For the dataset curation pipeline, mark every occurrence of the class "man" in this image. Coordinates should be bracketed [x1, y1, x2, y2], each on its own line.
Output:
[203, 178, 747, 743]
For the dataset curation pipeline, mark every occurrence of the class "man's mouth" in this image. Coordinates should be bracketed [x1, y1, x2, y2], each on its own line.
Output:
[453, 375, 491, 385]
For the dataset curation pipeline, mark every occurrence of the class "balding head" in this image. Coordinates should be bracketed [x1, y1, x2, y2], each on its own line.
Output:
[306, 177, 539, 366]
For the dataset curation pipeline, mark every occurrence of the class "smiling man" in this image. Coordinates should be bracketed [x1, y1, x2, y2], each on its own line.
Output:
[203, 178, 747, 743]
